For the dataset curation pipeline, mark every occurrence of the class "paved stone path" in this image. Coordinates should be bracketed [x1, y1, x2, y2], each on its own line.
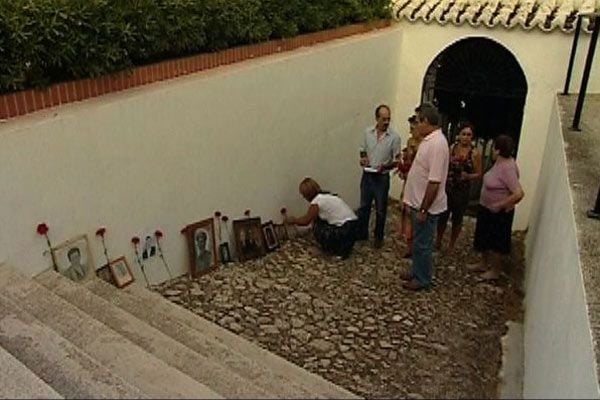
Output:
[157, 208, 524, 398]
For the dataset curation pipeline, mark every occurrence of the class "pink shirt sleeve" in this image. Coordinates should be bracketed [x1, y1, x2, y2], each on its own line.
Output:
[499, 161, 520, 193]
[428, 140, 448, 182]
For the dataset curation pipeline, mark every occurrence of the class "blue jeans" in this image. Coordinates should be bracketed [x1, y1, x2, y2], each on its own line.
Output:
[410, 208, 438, 287]
[357, 172, 390, 241]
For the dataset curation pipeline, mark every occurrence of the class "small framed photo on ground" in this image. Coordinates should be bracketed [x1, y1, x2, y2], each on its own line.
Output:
[95, 265, 115, 286]
[274, 223, 289, 242]
[52, 234, 94, 283]
[109, 256, 134, 288]
[183, 218, 218, 277]
[262, 221, 279, 251]
[233, 217, 266, 262]
[219, 242, 232, 264]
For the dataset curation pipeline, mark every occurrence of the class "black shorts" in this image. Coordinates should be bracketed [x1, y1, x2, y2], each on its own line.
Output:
[473, 205, 514, 254]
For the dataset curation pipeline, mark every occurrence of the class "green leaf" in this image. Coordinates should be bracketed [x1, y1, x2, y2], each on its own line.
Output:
[0, 0, 390, 93]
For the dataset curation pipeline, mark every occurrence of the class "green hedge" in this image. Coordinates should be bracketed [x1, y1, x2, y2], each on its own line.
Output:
[0, 0, 390, 93]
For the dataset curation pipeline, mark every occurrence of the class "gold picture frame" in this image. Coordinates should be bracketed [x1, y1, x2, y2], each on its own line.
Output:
[109, 256, 135, 288]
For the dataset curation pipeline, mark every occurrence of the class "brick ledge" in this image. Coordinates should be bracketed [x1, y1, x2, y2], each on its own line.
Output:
[0, 20, 390, 121]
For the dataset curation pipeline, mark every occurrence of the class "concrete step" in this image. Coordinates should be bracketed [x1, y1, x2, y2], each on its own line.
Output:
[0, 294, 143, 399]
[36, 270, 273, 399]
[0, 343, 62, 399]
[86, 277, 360, 399]
[0, 265, 220, 399]
[82, 278, 318, 399]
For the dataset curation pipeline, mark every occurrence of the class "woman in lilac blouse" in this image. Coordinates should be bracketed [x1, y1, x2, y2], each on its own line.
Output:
[471, 135, 524, 280]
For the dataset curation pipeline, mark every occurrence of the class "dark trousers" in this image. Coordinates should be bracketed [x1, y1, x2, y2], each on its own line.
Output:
[313, 218, 357, 257]
[357, 172, 390, 241]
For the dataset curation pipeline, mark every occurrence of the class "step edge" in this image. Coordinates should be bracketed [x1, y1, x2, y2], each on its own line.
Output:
[37, 270, 270, 399]
[0, 265, 221, 399]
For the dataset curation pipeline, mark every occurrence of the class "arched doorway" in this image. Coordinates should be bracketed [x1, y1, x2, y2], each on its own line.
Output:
[421, 36, 527, 206]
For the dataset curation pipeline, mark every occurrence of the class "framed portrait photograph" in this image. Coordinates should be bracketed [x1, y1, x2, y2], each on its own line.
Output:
[184, 218, 218, 277]
[262, 221, 279, 251]
[233, 217, 266, 262]
[109, 256, 135, 288]
[95, 265, 115, 286]
[219, 242, 232, 264]
[52, 234, 94, 283]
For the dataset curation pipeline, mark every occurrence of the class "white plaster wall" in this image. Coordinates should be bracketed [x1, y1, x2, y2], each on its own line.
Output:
[2, 22, 600, 280]
[0, 28, 403, 282]
[389, 22, 600, 230]
[523, 99, 599, 398]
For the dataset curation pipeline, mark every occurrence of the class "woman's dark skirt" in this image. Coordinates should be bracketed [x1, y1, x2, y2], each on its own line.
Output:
[474, 205, 514, 254]
[313, 218, 357, 258]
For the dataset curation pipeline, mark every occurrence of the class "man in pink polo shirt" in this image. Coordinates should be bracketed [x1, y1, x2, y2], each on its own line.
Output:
[402, 103, 449, 290]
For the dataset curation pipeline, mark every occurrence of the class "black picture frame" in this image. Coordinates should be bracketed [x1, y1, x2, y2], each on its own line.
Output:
[262, 220, 279, 251]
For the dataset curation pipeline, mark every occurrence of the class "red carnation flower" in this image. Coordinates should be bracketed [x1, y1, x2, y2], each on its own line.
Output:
[155, 229, 163, 239]
[244, 209, 251, 217]
[96, 227, 106, 237]
[221, 215, 229, 222]
[36, 222, 57, 270]
[131, 236, 140, 245]
[36, 223, 49, 235]
[215, 211, 222, 217]
[280, 207, 287, 215]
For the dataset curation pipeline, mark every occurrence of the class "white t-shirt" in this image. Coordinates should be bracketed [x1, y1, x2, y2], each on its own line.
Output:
[310, 193, 357, 226]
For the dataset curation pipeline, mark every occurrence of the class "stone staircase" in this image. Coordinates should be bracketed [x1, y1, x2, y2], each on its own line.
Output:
[0, 264, 359, 399]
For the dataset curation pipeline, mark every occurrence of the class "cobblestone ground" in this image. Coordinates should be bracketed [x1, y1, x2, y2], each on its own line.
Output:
[157, 206, 525, 399]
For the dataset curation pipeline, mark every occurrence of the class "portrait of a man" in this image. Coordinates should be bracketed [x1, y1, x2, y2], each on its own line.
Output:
[194, 228, 213, 271]
[233, 217, 266, 261]
[53, 235, 94, 283]
[142, 235, 156, 260]
[64, 247, 87, 281]
[240, 228, 259, 254]
[184, 218, 218, 277]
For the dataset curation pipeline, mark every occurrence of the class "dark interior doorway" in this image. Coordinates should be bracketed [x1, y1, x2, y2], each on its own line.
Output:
[421, 37, 528, 206]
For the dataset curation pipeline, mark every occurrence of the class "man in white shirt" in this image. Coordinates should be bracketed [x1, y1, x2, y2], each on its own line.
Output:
[402, 103, 449, 290]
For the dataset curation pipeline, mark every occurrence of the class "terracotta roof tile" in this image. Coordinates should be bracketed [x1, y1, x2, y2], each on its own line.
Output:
[392, 0, 599, 32]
